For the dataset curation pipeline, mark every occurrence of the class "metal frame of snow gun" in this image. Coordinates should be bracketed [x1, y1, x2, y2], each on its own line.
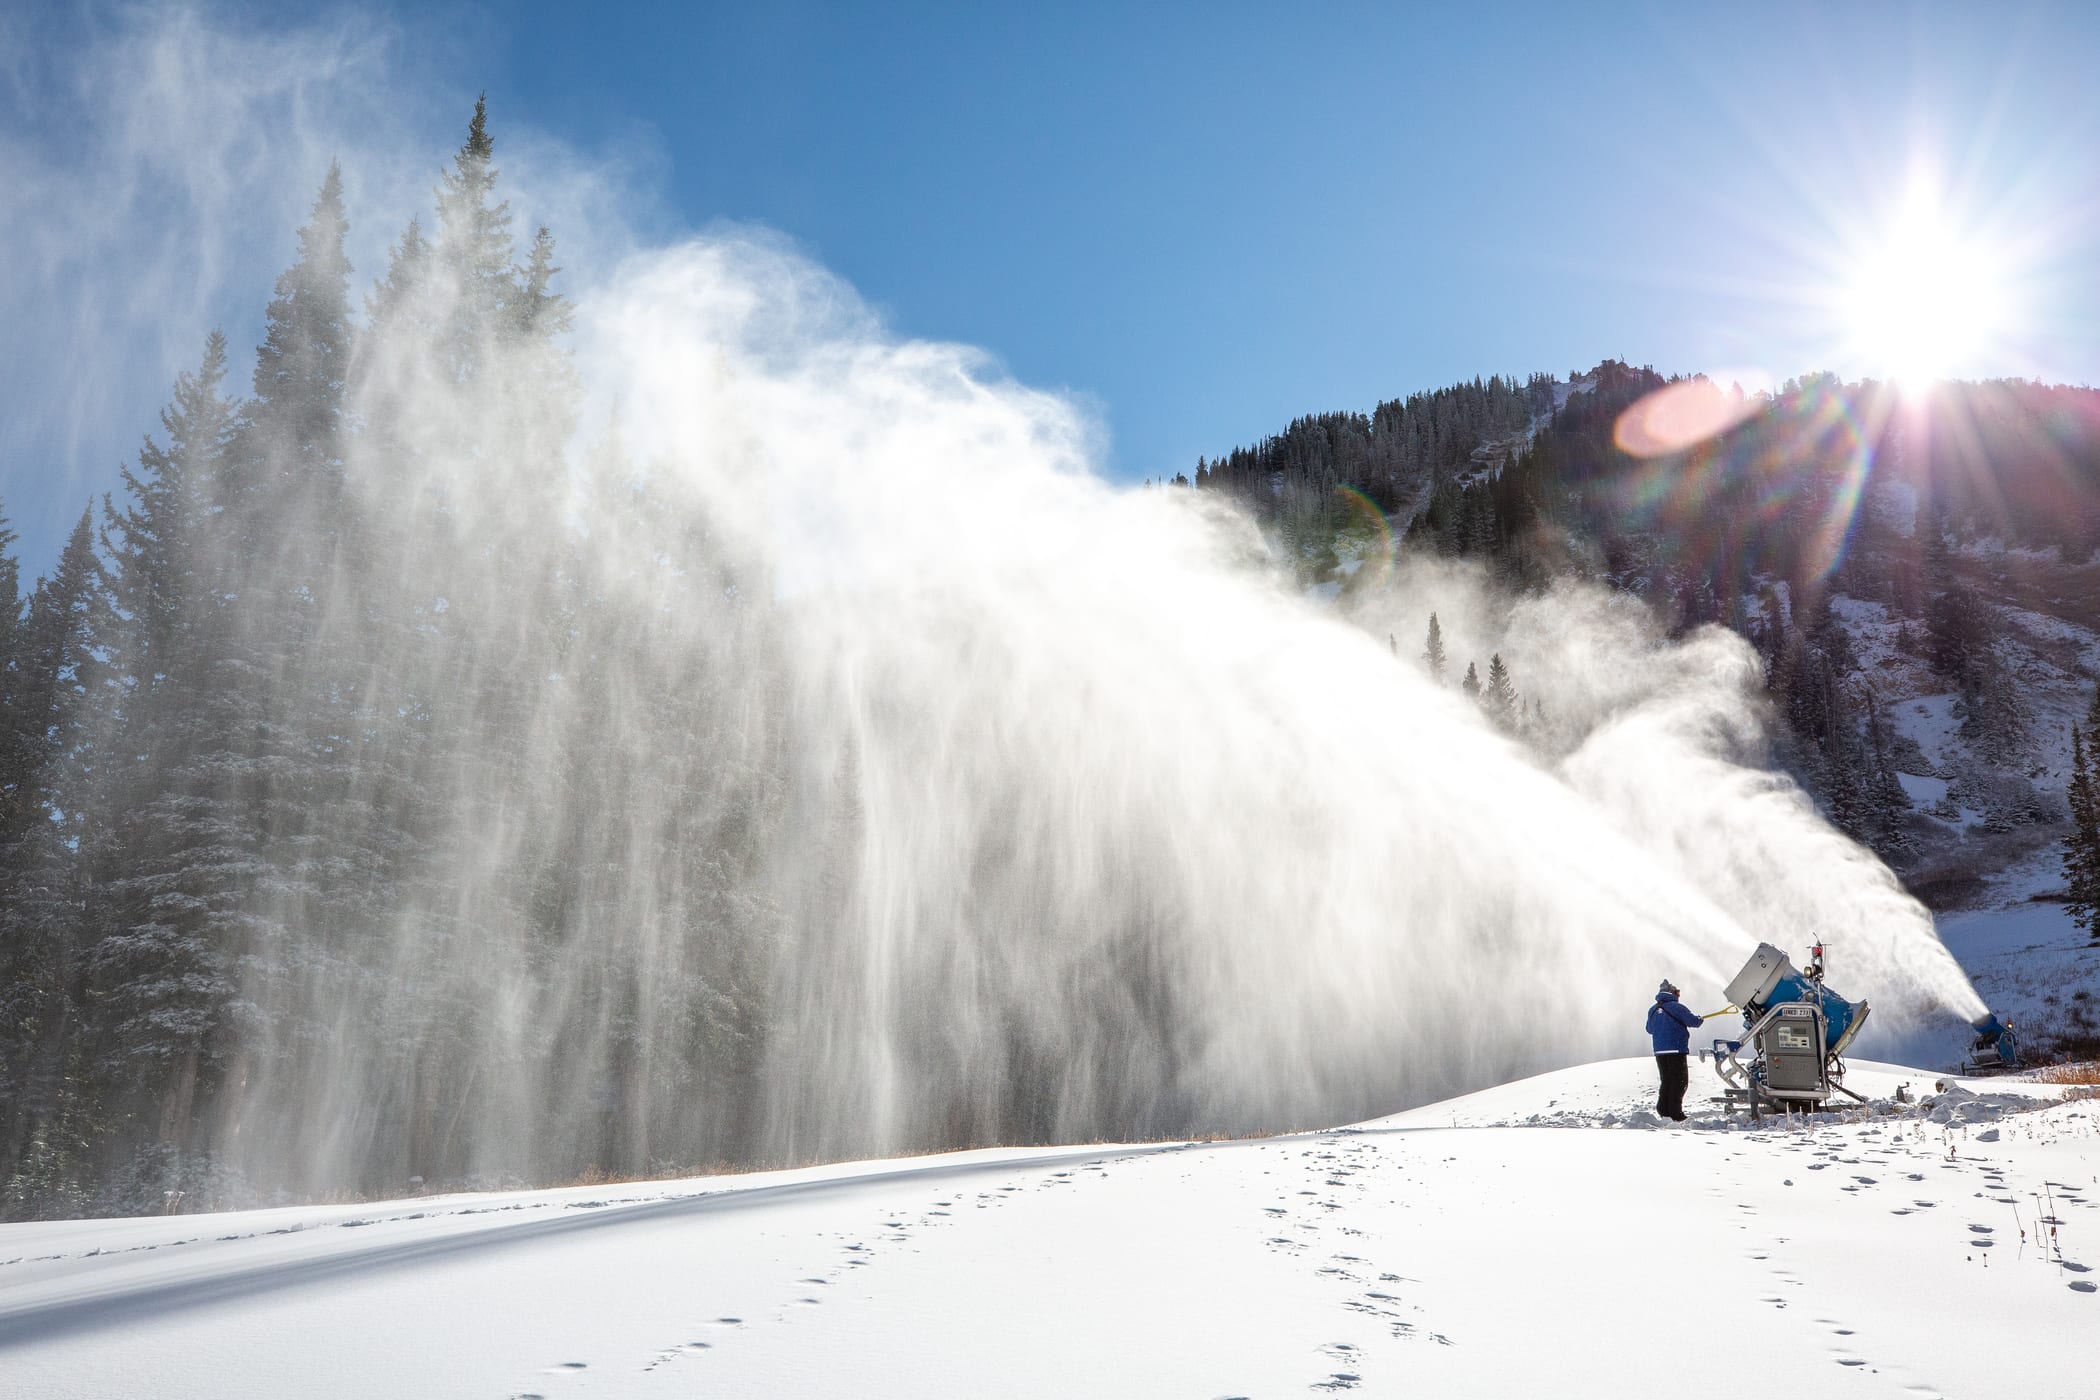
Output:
[1709, 1002, 1831, 1119]
[1706, 941, 1872, 1120]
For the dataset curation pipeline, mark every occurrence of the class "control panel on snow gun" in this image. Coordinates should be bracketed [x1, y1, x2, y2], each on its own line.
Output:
[1708, 940, 1870, 1118]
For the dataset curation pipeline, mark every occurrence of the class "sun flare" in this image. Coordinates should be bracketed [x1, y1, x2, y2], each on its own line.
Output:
[1840, 186, 2006, 389]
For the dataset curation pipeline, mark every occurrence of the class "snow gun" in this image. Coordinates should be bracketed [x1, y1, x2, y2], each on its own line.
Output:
[1962, 1012, 2021, 1074]
[1707, 940, 1871, 1118]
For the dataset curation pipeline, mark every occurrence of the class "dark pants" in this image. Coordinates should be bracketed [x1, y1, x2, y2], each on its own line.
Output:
[1655, 1053, 1689, 1120]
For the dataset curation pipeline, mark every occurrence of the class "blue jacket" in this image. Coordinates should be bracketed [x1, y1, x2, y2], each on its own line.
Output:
[1647, 990, 1703, 1054]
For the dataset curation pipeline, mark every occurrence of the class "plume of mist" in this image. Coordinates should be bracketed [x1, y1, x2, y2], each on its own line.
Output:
[0, 3, 655, 565]
[1351, 564, 1984, 1045]
[11, 8, 1990, 1202]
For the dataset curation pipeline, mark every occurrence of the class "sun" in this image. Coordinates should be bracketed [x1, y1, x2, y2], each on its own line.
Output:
[1838, 185, 2007, 390]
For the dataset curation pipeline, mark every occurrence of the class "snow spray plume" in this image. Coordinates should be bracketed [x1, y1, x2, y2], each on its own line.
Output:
[24, 14, 1985, 1204]
[205, 234, 1795, 1198]
[1353, 564, 1985, 1046]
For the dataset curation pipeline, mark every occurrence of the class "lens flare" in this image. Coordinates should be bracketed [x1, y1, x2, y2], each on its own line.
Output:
[1613, 378, 1766, 459]
[1331, 485, 1397, 590]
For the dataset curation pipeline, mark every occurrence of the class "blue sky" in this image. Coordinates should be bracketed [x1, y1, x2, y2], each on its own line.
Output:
[5, 1, 2099, 573]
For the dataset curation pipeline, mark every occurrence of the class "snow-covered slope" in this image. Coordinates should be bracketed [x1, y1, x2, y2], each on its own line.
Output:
[6, 1058, 2095, 1399]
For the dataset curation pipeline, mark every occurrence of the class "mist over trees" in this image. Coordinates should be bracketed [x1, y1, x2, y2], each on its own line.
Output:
[0, 102, 793, 1218]
[1195, 357, 2100, 870]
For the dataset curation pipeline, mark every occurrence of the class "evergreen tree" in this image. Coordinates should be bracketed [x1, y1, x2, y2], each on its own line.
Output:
[1422, 613, 1446, 683]
[366, 217, 431, 329]
[0, 511, 108, 1199]
[515, 224, 571, 340]
[433, 94, 517, 380]
[251, 164, 352, 481]
[1482, 653, 1517, 727]
[0, 500, 25, 842]
[83, 336, 248, 1197]
[1460, 661, 1481, 699]
[100, 332, 233, 705]
[1861, 689, 1912, 851]
[2064, 724, 2100, 937]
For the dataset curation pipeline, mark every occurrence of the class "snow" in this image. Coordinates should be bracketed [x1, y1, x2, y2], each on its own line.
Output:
[1896, 771, 1949, 806]
[1894, 694, 1961, 774]
[1957, 535, 2065, 567]
[7, 1059, 2098, 1398]
[1553, 374, 1594, 411]
[1998, 602, 2097, 655]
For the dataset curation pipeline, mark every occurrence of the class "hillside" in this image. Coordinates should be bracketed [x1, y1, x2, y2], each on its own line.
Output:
[1198, 368, 2100, 932]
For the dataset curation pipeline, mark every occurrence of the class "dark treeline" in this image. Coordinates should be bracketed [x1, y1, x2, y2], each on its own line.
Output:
[1193, 374, 1551, 552]
[0, 102, 789, 1218]
[1197, 360, 2100, 863]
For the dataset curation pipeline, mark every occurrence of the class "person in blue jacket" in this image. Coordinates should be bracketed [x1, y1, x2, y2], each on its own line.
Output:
[1646, 979, 1704, 1121]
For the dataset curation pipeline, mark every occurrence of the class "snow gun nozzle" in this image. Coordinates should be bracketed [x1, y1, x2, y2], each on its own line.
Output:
[1966, 1012, 2021, 1072]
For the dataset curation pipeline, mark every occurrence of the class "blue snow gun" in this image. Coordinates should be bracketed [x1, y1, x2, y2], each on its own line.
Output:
[1709, 940, 1871, 1116]
[1965, 1012, 2020, 1072]
[1723, 940, 1871, 1058]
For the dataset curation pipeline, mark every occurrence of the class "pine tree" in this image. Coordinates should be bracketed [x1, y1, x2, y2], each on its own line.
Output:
[0, 510, 108, 1200]
[251, 164, 352, 480]
[0, 500, 25, 842]
[433, 94, 517, 380]
[100, 332, 233, 706]
[1862, 688, 1913, 852]
[515, 224, 571, 340]
[2065, 723, 2100, 938]
[366, 217, 431, 329]
[1422, 612, 1447, 683]
[82, 337, 249, 1194]
[1482, 652, 1517, 727]
[1461, 661, 1481, 699]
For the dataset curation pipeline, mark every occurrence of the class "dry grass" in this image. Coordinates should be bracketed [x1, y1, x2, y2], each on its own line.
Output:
[2031, 1062, 2100, 1087]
